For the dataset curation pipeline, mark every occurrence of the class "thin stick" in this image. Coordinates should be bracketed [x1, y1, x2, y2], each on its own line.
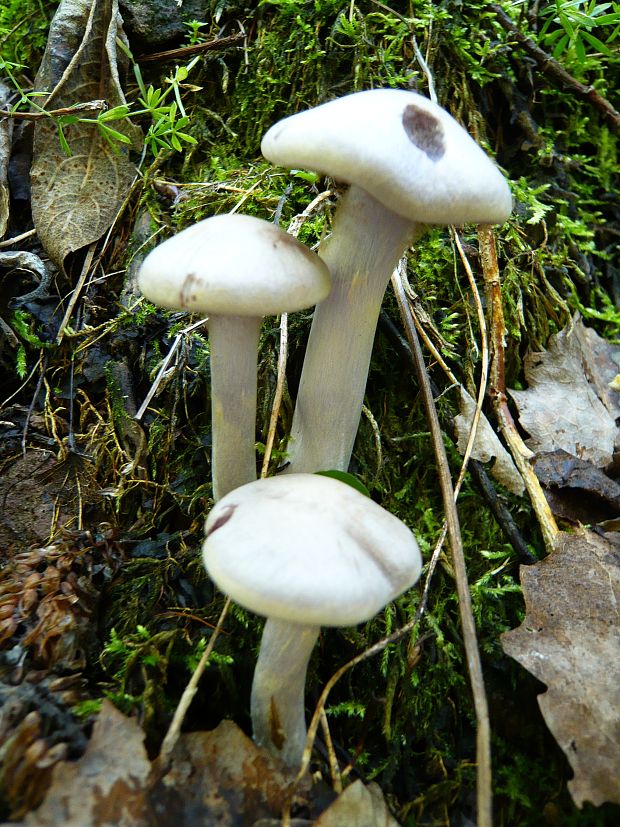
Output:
[0, 228, 37, 249]
[0, 100, 108, 119]
[134, 317, 208, 420]
[55, 244, 96, 344]
[159, 597, 231, 767]
[138, 33, 245, 63]
[320, 709, 343, 794]
[261, 312, 288, 477]
[477, 226, 558, 553]
[391, 268, 493, 827]
[451, 230, 490, 489]
[290, 526, 446, 794]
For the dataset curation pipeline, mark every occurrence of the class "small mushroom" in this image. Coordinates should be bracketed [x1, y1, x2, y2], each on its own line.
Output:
[138, 214, 330, 500]
[202, 472, 422, 768]
[261, 89, 512, 473]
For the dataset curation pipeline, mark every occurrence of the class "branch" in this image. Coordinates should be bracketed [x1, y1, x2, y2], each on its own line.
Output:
[138, 33, 245, 64]
[0, 100, 108, 120]
[490, 4, 620, 134]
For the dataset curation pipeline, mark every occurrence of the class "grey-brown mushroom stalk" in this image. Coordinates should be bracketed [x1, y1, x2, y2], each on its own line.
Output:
[261, 89, 512, 474]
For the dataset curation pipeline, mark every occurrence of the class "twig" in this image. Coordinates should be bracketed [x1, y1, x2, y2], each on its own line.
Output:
[158, 597, 231, 768]
[288, 523, 446, 802]
[135, 317, 209, 421]
[477, 226, 559, 554]
[0, 228, 37, 249]
[490, 4, 620, 134]
[138, 33, 245, 64]
[0, 100, 108, 119]
[390, 267, 493, 827]
[261, 312, 288, 478]
[320, 709, 342, 794]
[55, 244, 97, 344]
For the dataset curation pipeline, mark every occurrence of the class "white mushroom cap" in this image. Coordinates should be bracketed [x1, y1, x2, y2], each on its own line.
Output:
[138, 213, 331, 316]
[261, 89, 512, 225]
[203, 473, 422, 626]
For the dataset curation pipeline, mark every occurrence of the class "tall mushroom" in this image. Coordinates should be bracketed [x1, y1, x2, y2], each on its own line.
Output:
[138, 214, 330, 500]
[261, 88, 512, 473]
[202, 472, 422, 768]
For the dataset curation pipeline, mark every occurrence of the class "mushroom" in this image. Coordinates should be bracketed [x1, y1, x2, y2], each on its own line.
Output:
[202, 472, 422, 768]
[138, 214, 331, 500]
[261, 88, 512, 473]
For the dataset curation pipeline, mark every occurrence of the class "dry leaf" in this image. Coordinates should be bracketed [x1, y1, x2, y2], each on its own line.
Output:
[313, 780, 400, 826]
[30, 0, 142, 267]
[533, 449, 620, 524]
[501, 529, 620, 807]
[509, 317, 620, 467]
[6, 700, 403, 826]
[0, 81, 12, 239]
[454, 387, 524, 495]
[151, 720, 307, 825]
[11, 700, 152, 826]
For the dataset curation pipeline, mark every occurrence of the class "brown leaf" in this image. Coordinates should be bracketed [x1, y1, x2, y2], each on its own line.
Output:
[313, 780, 400, 826]
[509, 316, 620, 467]
[30, 0, 142, 267]
[533, 449, 620, 524]
[12, 700, 152, 826]
[6, 703, 399, 825]
[150, 720, 308, 826]
[501, 529, 620, 807]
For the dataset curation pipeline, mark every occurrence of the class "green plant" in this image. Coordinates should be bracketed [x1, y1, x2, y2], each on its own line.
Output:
[537, 0, 620, 68]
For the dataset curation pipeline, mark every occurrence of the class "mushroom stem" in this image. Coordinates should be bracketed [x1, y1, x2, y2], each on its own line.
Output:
[284, 185, 424, 473]
[251, 617, 319, 768]
[208, 315, 261, 500]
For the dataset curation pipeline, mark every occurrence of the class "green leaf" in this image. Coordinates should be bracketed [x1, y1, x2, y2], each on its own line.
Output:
[315, 470, 370, 497]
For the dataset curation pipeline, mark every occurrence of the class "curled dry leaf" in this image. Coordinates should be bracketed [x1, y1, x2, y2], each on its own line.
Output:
[501, 528, 620, 808]
[509, 316, 620, 467]
[30, 0, 142, 268]
[454, 387, 524, 495]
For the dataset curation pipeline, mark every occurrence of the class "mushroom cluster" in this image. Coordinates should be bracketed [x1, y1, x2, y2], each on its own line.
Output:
[137, 87, 511, 774]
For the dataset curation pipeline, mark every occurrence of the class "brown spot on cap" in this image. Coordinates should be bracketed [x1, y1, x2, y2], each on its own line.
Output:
[205, 504, 237, 537]
[180, 272, 201, 308]
[402, 105, 445, 161]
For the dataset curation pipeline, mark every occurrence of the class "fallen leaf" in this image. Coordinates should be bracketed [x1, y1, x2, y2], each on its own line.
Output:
[5, 700, 403, 826]
[533, 449, 620, 524]
[12, 699, 152, 826]
[509, 317, 620, 467]
[313, 780, 400, 826]
[501, 529, 620, 808]
[454, 387, 524, 495]
[149, 720, 308, 825]
[30, 0, 142, 268]
[0, 81, 12, 239]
